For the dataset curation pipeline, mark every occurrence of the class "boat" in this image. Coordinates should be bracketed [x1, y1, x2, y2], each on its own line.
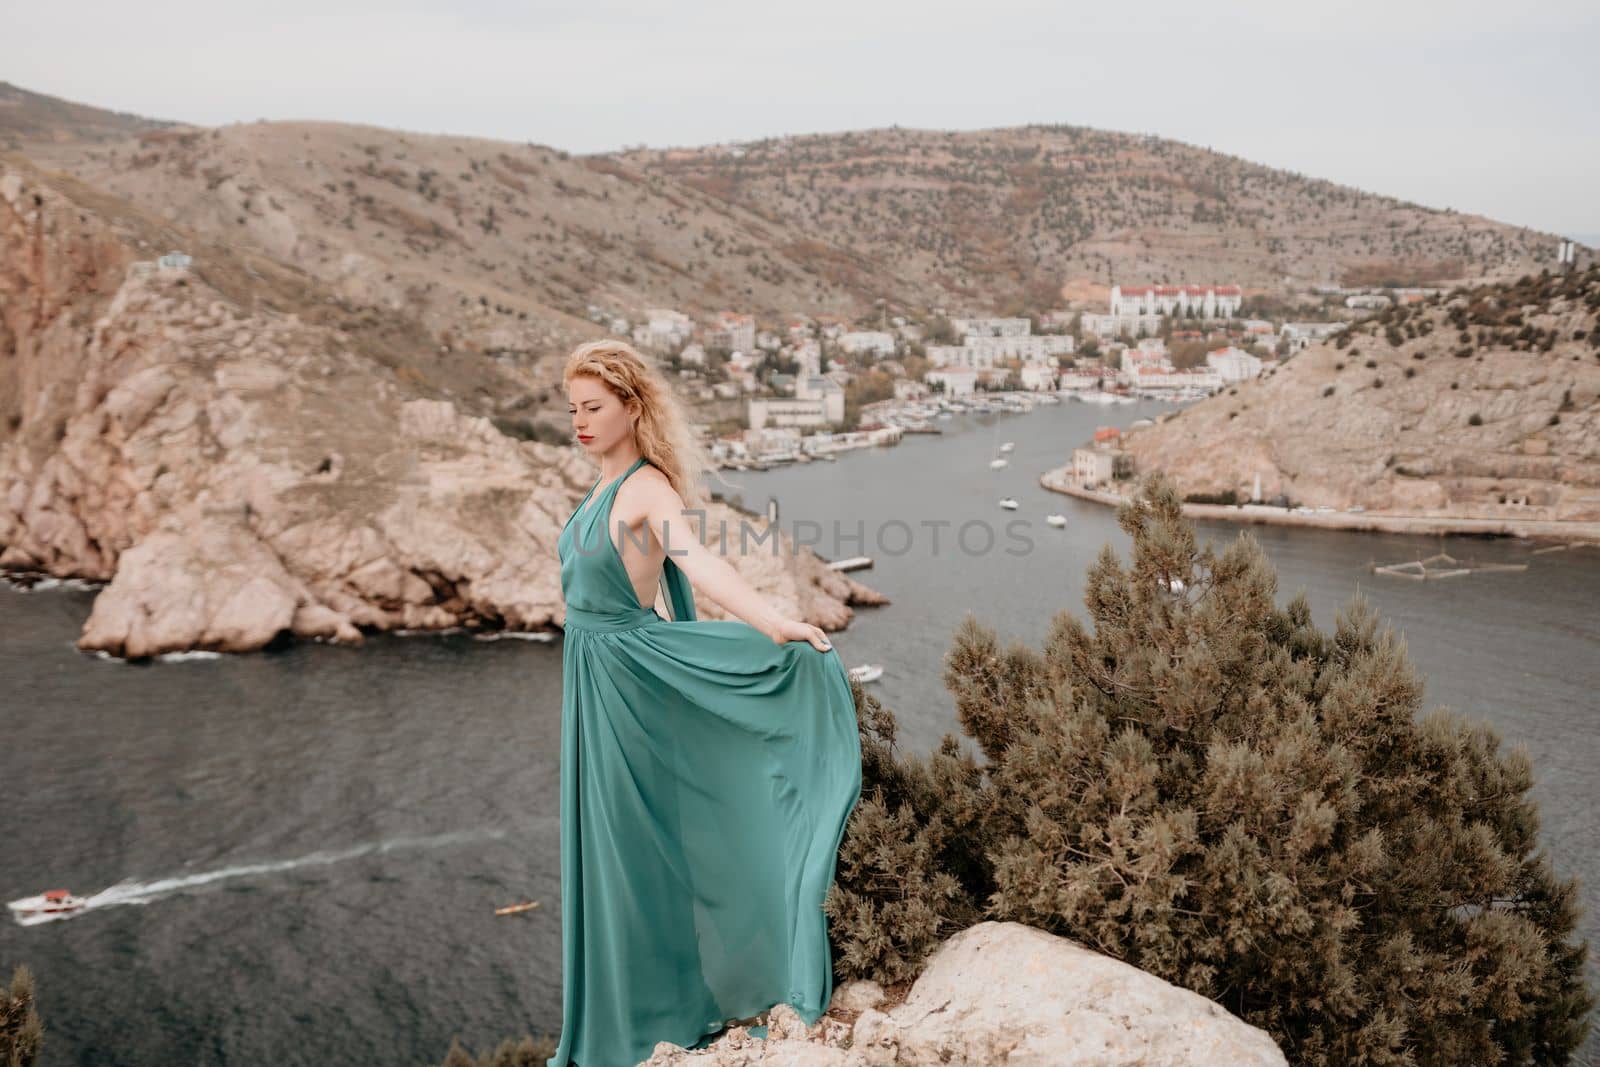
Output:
[847, 664, 884, 684]
[494, 900, 541, 917]
[1045, 513, 1067, 527]
[8, 889, 87, 918]
[999, 442, 1014, 453]
[989, 458, 1009, 469]
[998, 497, 1019, 510]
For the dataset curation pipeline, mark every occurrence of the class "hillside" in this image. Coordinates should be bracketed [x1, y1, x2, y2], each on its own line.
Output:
[616, 126, 1568, 309]
[19, 117, 880, 377]
[6, 81, 1578, 370]
[0, 156, 883, 656]
[0, 79, 180, 148]
[1119, 265, 1600, 525]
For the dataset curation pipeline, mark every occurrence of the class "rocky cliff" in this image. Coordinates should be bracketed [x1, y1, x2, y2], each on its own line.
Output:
[1121, 267, 1600, 524]
[0, 159, 883, 658]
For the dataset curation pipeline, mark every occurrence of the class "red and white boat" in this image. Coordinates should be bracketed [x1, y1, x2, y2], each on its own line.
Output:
[8, 889, 88, 917]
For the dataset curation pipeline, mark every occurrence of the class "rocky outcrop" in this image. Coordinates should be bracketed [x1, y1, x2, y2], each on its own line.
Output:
[1115, 271, 1600, 526]
[0, 162, 883, 657]
[644, 921, 1287, 1066]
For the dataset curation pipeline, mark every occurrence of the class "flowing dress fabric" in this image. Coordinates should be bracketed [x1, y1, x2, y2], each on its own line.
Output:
[550, 456, 863, 1067]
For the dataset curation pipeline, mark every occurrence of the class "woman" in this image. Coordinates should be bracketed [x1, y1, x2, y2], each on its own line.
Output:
[550, 339, 863, 1066]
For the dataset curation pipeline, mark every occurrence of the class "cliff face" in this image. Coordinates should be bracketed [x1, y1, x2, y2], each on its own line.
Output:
[0, 161, 882, 657]
[1122, 267, 1600, 522]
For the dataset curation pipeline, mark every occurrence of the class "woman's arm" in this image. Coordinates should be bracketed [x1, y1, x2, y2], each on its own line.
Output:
[634, 476, 833, 651]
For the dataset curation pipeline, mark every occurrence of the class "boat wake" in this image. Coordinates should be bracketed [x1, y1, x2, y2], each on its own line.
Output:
[7, 827, 508, 926]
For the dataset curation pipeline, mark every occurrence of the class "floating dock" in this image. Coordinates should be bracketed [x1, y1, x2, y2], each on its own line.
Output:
[1370, 553, 1529, 580]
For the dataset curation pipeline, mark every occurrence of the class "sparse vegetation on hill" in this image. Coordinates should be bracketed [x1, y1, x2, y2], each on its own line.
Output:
[619, 125, 1563, 308]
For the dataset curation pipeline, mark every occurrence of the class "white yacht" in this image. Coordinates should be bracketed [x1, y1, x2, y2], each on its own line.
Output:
[8, 889, 87, 918]
[1045, 513, 1067, 527]
[989, 458, 1009, 470]
[999, 441, 1014, 453]
[998, 497, 1019, 510]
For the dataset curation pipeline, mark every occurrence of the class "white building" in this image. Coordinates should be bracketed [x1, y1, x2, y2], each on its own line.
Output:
[839, 331, 896, 356]
[678, 342, 706, 366]
[1019, 362, 1059, 391]
[1206, 346, 1263, 384]
[1120, 347, 1172, 375]
[1280, 322, 1348, 352]
[706, 311, 756, 354]
[1080, 312, 1163, 339]
[157, 250, 192, 271]
[1110, 284, 1242, 319]
[1057, 371, 1104, 391]
[747, 386, 844, 430]
[926, 366, 978, 397]
[1126, 366, 1224, 394]
[794, 340, 822, 378]
[952, 317, 1031, 338]
[643, 308, 694, 350]
[747, 374, 847, 429]
[1345, 294, 1392, 310]
[926, 334, 1073, 369]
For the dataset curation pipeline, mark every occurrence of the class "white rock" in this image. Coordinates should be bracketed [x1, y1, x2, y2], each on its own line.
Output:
[887, 922, 1287, 1067]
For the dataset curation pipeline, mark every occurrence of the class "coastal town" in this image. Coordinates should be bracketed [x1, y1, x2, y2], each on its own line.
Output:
[582, 281, 1420, 470]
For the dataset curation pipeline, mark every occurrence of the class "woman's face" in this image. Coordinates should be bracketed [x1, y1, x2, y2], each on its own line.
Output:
[567, 375, 636, 455]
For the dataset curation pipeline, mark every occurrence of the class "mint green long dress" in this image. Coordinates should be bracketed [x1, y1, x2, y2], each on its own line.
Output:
[550, 455, 863, 1067]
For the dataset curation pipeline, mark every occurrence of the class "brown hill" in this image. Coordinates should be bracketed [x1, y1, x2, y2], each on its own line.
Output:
[8, 81, 1577, 366]
[615, 126, 1567, 308]
[19, 116, 876, 371]
[0, 80, 180, 149]
[1119, 266, 1600, 525]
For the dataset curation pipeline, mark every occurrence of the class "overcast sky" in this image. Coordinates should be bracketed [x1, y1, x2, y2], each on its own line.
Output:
[8, 0, 1598, 240]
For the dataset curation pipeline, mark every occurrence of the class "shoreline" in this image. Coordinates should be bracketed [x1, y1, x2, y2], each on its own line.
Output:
[1039, 468, 1600, 545]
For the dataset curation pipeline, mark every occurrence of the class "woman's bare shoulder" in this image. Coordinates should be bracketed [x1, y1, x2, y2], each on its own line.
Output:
[619, 464, 683, 510]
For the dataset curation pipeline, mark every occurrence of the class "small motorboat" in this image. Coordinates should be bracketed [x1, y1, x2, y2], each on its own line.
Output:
[999, 441, 1015, 453]
[1045, 513, 1067, 527]
[847, 664, 883, 684]
[8, 889, 87, 918]
[494, 900, 541, 917]
[989, 458, 1008, 469]
[998, 497, 1019, 510]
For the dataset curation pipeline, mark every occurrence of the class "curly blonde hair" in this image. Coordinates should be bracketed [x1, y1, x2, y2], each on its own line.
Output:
[562, 339, 725, 509]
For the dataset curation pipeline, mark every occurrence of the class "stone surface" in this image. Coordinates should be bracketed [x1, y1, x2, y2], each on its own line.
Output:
[641, 921, 1286, 1066]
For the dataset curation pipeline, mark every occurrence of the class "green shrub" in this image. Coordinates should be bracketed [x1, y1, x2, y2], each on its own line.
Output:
[827, 476, 1591, 1065]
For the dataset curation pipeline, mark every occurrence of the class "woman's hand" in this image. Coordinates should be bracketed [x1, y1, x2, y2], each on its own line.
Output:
[768, 618, 834, 651]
